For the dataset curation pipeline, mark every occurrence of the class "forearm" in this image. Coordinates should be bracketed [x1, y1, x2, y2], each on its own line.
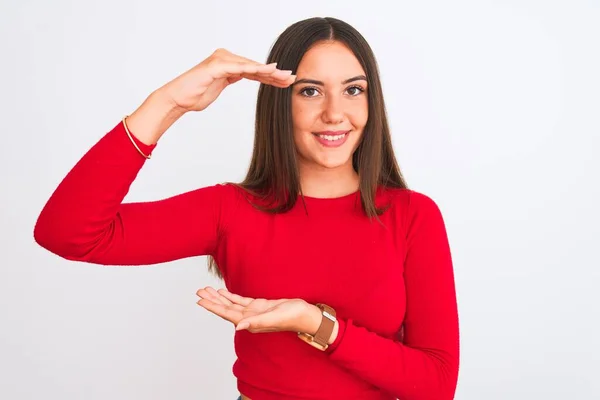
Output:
[300, 304, 457, 399]
[326, 319, 459, 400]
[126, 88, 187, 145]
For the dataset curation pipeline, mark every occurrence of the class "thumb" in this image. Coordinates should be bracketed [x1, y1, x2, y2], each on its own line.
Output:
[236, 311, 279, 332]
[236, 321, 251, 331]
[227, 76, 243, 84]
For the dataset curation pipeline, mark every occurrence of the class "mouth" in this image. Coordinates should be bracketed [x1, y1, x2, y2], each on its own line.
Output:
[312, 130, 351, 148]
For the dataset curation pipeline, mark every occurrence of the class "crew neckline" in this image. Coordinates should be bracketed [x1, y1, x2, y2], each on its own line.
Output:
[294, 190, 362, 215]
[298, 190, 360, 201]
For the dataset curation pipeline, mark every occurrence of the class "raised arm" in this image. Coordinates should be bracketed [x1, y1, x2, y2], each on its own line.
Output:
[34, 49, 296, 266]
[33, 116, 229, 265]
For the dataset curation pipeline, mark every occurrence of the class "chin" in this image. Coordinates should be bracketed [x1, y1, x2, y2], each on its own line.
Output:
[312, 155, 354, 170]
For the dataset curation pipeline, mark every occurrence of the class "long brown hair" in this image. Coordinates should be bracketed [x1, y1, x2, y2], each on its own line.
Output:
[208, 17, 408, 277]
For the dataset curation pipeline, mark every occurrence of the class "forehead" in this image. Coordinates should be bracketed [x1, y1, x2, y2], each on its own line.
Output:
[296, 41, 365, 79]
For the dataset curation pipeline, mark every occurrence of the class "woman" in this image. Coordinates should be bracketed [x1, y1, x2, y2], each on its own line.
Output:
[34, 17, 459, 400]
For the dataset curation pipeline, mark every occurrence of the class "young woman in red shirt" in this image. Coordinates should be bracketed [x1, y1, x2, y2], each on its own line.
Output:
[34, 16, 460, 400]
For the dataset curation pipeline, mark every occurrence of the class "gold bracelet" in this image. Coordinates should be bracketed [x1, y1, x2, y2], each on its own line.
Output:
[122, 116, 151, 159]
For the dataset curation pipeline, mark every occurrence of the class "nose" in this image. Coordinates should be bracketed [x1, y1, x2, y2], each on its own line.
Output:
[321, 95, 344, 125]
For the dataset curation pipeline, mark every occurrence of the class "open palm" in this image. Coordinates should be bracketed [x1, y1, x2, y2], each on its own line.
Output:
[196, 287, 311, 333]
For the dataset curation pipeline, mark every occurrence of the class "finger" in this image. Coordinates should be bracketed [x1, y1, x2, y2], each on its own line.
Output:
[208, 61, 278, 80]
[218, 289, 253, 307]
[197, 298, 241, 323]
[270, 69, 294, 81]
[196, 287, 220, 302]
[197, 287, 232, 307]
[267, 72, 297, 88]
[268, 77, 296, 88]
[227, 75, 243, 84]
[227, 72, 286, 86]
[206, 287, 233, 306]
[255, 69, 295, 84]
[206, 50, 295, 86]
[239, 72, 295, 89]
[219, 51, 280, 75]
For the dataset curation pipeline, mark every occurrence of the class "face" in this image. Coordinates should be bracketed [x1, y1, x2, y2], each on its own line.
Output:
[291, 41, 369, 171]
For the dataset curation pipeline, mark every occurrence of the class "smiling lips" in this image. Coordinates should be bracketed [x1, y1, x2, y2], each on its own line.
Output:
[313, 130, 351, 148]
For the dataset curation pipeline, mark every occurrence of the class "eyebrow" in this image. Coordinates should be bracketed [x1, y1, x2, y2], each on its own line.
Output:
[293, 75, 367, 86]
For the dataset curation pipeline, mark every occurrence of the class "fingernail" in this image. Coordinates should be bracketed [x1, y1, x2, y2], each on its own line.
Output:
[267, 62, 277, 67]
[236, 322, 249, 331]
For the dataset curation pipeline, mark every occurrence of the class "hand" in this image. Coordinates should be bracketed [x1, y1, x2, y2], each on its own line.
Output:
[160, 48, 296, 113]
[125, 48, 295, 145]
[195, 287, 319, 334]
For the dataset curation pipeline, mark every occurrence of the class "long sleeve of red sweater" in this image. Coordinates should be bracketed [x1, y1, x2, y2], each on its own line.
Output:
[34, 121, 228, 265]
[324, 191, 460, 400]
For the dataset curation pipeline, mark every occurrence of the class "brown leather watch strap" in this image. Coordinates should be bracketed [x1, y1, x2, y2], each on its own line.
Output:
[313, 303, 336, 347]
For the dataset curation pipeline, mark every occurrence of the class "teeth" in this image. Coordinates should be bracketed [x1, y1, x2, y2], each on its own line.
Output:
[319, 134, 346, 141]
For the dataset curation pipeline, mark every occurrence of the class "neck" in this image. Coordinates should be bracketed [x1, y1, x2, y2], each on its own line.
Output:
[298, 161, 359, 198]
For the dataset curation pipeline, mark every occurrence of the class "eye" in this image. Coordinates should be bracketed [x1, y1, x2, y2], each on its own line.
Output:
[299, 87, 319, 97]
[346, 85, 365, 96]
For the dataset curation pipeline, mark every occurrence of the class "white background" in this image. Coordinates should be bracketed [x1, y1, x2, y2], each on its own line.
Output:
[1, 0, 599, 399]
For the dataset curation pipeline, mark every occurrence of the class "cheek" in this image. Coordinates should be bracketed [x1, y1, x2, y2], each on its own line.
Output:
[292, 102, 318, 130]
[291, 109, 311, 151]
[350, 100, 369, 128]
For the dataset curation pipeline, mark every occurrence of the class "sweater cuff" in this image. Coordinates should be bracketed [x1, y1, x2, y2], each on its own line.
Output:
[119, 119, 157, 157]
[325, 318, 348, 354]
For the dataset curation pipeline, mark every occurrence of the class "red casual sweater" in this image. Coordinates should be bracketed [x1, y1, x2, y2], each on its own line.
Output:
[34, 121, 460, 400]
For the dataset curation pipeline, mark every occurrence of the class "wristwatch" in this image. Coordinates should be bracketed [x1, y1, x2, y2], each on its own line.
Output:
[297, 303, 336, 351]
